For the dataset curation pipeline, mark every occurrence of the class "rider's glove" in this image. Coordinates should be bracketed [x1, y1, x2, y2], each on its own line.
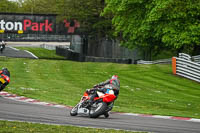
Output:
[93, 84, 99, 88]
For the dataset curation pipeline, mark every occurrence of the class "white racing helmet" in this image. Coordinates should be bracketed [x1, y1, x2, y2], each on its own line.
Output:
[110, 75, 120, 90]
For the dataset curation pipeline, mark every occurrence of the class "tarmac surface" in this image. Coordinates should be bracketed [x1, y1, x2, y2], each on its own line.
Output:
[0, 46, 37, 59]
[0, 94, 200, 133]
[0, 41, 70, 58]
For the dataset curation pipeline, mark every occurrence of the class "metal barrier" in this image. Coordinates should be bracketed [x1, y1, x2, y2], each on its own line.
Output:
[192, 55, 200, 64]
[136, 53, 200, 65]
[40, 44, 70, 50]
[172, 53, 200, 83]
[2, 33, 71, 42]
[137, 58, 171, 64]
[87, 38, 140, 60]
[85, 56, 132, 64]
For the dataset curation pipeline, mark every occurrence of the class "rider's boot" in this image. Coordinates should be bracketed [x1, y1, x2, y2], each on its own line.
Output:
[104, 112, 109, 118]
[87, 94, 96, 107]
[87, 98, 94, 107]
[88, 100, 93, 106]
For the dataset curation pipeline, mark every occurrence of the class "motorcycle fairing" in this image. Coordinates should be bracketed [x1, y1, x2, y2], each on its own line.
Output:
[95, 90, 116, 103]
[83, 89, 117, 103]
[0, 78, 6, 84]
[77, 107, 89, 115]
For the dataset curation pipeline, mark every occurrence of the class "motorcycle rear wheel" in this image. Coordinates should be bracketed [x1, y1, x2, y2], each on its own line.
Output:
[89, 102, 107, 118]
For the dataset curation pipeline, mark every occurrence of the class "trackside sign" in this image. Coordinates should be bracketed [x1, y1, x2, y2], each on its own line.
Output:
[0, 13, 80, 34]
[0, 19, 53, 33]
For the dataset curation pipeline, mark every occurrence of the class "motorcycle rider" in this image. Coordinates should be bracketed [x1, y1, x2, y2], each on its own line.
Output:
[0, 40, 6, 53]
[86, 75, 120, 117]
[0, 68, 10, 92]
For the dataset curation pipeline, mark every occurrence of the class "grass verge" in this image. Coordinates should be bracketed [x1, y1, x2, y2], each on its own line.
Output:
[1, 47, 200, 119]
[0, 120, 145, 133]
[15, 47, 65, 59]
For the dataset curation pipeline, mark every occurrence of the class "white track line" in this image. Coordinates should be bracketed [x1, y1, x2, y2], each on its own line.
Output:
[8, 46, 19, 51]
[24, 50, 38, 59]
[8, 46, 38, 59]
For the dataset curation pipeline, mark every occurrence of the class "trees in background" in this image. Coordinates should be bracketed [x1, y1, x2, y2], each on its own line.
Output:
[0, 0, 19, 12]
[103, 0, 200, 56]
[21, 0, 58, 14]
[1, 0, 200, 57]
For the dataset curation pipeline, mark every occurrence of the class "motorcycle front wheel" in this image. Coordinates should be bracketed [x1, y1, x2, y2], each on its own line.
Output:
[70, 104, 79, 116]
[89, 102, 107, 118]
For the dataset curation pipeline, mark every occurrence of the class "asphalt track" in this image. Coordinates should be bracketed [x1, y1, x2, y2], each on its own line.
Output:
[1, 41, 69, 58]
[0, 96, 200, 133]
[0, 45, 200, 133]
[0, 46, 37, 59]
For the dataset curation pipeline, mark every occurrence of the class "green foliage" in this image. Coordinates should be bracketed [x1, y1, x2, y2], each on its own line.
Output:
[20, 0, 58, 14]
[103, 0, 200, 54]
[0, 0, 19, 12]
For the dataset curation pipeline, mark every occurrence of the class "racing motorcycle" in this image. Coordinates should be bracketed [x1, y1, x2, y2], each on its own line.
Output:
[70, 87, 117, 118]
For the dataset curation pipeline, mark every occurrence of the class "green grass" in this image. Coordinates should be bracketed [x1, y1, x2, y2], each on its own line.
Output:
[0, 120, 144, 133]
[1, 47, 200, 119]
[15, 47, 65, 59]
[1, 57, 200, 119]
